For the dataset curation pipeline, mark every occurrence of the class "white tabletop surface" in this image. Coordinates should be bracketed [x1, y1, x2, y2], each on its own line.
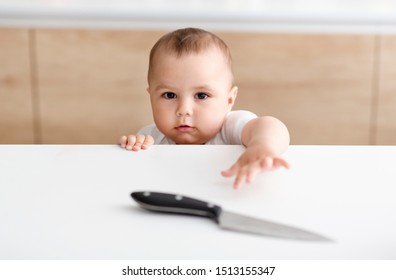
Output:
[1, 0, 396, 33]
[0, 144, 395, 260]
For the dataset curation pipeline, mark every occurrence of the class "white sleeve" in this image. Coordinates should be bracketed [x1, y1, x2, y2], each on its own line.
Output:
[221, 110, 257, 144]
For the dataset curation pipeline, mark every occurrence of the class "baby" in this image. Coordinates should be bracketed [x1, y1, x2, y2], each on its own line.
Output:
[120, 27, 290, 189]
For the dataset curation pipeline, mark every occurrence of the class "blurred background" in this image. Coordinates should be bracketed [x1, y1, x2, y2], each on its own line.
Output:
[1, 0, 396, 145]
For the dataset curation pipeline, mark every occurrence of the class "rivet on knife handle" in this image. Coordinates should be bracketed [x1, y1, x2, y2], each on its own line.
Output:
[131, 191, 222, 222]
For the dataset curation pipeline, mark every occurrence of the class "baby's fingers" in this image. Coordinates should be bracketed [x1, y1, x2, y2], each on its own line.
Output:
[259, 157, 273, 169]
[221, 163, 239, 178]
[121, 135, 153, 151]
[245, 166, 261, 184]
[235, 163, 262, 189]
[270, 158, 290, 169]
[119, 136, 128, 148]
[259, 157, 290, 170]
[124, 135, 137, 150]
[233, 172, 247, 190]
[141, 135, 154, 150]
[131, 135, 146, 151]
[222, 164, 245, 189]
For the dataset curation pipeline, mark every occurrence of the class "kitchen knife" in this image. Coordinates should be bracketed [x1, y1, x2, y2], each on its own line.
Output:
[131, 191, 331, 242]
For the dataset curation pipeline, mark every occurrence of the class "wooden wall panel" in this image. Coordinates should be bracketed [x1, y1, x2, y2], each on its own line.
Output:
[8, 28, 379, 145]
[0, 28, 34, 143]
[220, 32, 375, 144]
[376, 35, 396, 145]
[35, 29, 164, 144]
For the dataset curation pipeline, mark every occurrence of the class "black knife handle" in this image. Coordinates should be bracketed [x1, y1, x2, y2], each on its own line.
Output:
[131, 191, 222, 222]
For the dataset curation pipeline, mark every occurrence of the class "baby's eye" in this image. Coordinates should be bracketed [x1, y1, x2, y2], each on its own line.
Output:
[195, 92, 209, 100]
[162, 92, 177, 99]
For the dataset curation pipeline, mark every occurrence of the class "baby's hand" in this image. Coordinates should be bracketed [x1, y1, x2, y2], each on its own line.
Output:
[119, 135, 154, 151]
[221, 145, 289, 189]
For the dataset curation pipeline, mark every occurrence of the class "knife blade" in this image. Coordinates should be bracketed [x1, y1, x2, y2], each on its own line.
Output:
[131, 191, 331, 242]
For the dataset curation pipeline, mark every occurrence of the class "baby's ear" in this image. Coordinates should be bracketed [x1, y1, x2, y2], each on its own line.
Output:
[228, 86, 238, 106]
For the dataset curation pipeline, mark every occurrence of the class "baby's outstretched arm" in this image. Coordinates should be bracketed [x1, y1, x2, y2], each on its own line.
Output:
[119, 135, 154, 151]
[221, 116, 290, 189]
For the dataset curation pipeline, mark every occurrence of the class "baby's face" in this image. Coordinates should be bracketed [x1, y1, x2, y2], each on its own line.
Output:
[147, 47, 237, 144]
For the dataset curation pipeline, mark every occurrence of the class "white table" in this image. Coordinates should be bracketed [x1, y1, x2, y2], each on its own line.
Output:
[0, 145, 395, 259]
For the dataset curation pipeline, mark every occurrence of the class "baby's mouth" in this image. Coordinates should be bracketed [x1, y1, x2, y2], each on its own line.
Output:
[176, 125, 194, 132]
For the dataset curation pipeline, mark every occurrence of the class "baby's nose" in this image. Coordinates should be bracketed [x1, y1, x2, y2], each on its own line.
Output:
[176, 101, 193, 116]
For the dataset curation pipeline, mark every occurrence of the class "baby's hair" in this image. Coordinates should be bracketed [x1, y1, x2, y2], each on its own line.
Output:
[148, 27, 233, 82]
